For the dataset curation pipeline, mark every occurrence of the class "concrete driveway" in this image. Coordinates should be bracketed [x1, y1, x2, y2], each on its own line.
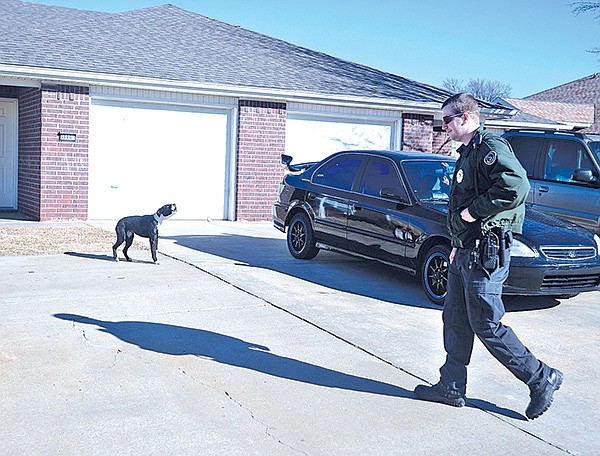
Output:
[1, 220, 598, 455]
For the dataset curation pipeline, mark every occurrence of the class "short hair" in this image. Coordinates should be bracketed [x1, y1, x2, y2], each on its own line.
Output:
[442, 93, 480, 120]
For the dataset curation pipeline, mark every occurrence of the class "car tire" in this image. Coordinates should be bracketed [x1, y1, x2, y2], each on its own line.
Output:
[421, 244, 450, 306]
[287, 213, 319, 259]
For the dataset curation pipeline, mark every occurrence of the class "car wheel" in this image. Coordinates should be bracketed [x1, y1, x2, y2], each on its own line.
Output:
[287, 213, 319, 259]
[421, 244, 450, 306]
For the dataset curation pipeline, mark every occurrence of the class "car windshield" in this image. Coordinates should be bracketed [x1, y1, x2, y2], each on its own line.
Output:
[402, 160, 455, 202]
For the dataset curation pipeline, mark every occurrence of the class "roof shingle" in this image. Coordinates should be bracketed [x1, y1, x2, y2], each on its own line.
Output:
[1, 0, 455, 105]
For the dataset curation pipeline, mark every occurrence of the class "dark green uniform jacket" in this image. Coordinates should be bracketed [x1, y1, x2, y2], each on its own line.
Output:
[447, 127, 530, 249]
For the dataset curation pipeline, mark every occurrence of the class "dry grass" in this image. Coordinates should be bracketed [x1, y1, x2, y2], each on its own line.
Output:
[0, 226, 148, 256]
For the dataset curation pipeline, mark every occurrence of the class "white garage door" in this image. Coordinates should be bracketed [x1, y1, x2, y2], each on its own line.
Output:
[89, 100, 230, 220]
[286, 117, 393, 164]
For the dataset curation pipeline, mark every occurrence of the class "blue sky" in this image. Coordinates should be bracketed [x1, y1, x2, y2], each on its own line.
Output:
[31, 0, 600, 98]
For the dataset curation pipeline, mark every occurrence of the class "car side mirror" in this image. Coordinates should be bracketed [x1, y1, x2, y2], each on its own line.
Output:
[380, 187, 408, 203]
[572, 168, 598, 184]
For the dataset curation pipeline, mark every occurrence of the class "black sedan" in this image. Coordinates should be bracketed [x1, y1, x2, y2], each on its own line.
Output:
[273, 150, 600, 305]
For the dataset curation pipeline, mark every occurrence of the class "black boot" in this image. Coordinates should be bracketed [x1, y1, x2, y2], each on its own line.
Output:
[526, 368, 563, 420]
[414, 382, 466, 407]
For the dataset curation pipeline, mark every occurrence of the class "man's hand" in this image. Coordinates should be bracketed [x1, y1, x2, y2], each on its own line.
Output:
[450, 247, 457, 264]
[460, 207, 476, 223]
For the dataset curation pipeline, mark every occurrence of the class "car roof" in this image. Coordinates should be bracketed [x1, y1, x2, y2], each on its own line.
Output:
[503, 129, 600, 143]
[328, 149, 456, 163]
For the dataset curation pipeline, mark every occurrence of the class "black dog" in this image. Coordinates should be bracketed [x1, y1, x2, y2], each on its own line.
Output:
[112, 204, 177, 263]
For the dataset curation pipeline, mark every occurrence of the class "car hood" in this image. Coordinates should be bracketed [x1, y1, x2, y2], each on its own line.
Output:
[522, 206, 595, 244]
[421, 202, 595, 245]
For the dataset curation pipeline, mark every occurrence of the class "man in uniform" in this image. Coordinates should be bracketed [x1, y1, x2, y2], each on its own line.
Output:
[414, 93, 563, 420]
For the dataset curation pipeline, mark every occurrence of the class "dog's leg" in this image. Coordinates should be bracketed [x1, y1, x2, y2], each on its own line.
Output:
[149, 233, 158, 264]
[113, 226, 125, 261]
[123, 231, 135, 262]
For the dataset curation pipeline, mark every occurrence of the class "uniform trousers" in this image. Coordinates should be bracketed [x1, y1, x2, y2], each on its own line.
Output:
[439, 247, 549, 394]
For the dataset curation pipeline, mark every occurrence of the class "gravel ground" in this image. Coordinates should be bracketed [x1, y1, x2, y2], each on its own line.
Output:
[0, 226, 148, 256]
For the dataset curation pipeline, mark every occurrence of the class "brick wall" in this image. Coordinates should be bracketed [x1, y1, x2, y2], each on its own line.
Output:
[401, 113, 434, 152]
[17, 88, 43, 219]
[433, 130, 454, 155]
[236, 100, 286, 221]
[0, 86, 42, 219]
[0, 84, 89, 220]
[39, 84, 89, 220]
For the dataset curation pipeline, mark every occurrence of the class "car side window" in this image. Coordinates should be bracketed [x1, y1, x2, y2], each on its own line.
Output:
[313, 156, 363, 190]
[543, 140, 592, 183]
[506, 136, 539, 178]
[359, 158, 404, 198]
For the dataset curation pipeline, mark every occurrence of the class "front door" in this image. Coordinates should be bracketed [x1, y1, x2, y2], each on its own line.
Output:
[0, 99, 18, 209]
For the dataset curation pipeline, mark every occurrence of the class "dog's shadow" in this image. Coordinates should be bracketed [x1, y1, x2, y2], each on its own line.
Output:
[65, 252, 114, 261]
[64, 252, 155, 264]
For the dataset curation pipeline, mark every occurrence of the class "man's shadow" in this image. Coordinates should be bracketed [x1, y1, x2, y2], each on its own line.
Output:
[53, 313, 525, 420]
[54, 313, 410, 398]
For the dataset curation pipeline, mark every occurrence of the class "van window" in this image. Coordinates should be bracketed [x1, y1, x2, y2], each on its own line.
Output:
[543, 140, 592, 183]
[506, 136, 538, 177]
[590, 141, 600, 160]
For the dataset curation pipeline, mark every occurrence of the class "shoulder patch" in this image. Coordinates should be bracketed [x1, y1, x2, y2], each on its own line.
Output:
[483, 150, 497, 166]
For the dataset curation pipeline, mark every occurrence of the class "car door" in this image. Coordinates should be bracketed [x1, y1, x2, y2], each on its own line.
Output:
[507, 135, 543, 205]
[535, 139, 600, 233]
[309, 154, 365, 249]
[346, 156, 412, 266]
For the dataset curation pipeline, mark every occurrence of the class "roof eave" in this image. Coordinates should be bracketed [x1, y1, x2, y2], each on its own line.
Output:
[0, 64, 447, 114]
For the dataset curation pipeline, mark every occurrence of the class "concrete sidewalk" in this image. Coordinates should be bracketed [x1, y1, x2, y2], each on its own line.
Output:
[1, 220, 597, 455]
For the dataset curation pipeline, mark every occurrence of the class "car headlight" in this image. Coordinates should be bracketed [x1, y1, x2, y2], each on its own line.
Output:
[511, 238, 537, 257]
[594, 234, 600, 256]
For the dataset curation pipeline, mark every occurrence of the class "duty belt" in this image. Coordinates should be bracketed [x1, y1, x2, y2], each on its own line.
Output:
[469, 227, 513, 271]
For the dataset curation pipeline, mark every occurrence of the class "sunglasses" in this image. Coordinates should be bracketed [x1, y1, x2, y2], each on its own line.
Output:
[442, 113, 463, 125]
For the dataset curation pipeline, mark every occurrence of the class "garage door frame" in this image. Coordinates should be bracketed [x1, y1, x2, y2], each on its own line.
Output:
[89, 86, 238, 220]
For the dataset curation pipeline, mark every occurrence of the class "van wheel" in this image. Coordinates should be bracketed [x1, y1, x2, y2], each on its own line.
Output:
[421, 244, 450, 306]
[287, 213, 319, 259]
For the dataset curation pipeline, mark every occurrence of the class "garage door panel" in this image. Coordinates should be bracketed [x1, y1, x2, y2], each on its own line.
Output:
[89, 101, 228, 220]
[286, 118, 393, 164]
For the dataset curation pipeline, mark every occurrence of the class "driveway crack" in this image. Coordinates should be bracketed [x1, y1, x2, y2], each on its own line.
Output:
[178, 367, 307, 455]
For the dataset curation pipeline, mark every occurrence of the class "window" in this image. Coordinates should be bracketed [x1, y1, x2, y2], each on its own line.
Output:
[403, 161, 454, 201]
[359, 158, 401, 197]
[506, 136, 539, 178]
[313, 156, 363, 190]
[543, 140, 592, 183]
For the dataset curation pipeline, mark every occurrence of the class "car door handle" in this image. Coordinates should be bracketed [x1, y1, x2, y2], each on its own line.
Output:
[350, 202, 362, 211]
[539, 185, 549, 193]
[349, 201, 362, 212]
